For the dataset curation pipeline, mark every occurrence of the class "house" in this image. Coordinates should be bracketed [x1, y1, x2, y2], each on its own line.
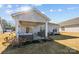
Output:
[11, 7, 59, 42]
[0, 23, 3, 33]
[59, 17, 79, 33]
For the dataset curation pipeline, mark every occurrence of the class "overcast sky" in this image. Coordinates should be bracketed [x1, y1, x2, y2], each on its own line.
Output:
[0, 4, 79, 25]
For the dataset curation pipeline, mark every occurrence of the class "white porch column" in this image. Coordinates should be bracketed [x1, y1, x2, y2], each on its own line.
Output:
[16, 20, 19, 39]
[45, 21, 48, 38]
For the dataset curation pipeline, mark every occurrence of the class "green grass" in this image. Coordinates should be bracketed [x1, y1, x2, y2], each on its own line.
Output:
[51, 34, 79, 40]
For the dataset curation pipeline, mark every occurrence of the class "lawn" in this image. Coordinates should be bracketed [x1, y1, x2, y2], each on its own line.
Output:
[0, 32, 79, 54]
[54, 32, 79, 52]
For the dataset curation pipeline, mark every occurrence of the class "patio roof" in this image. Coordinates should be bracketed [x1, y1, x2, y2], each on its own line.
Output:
[19, 21, 44, 26]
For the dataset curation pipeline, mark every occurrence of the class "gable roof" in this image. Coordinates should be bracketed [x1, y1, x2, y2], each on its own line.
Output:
[59, 17, 79, 27]
[11, 7, 50, 21]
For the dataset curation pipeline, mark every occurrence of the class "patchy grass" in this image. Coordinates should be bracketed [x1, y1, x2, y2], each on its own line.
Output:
[2, 41, 79, 54]
[2, 40, 79, 54]
[1, 32, 79, 54]
[51, 35, 79, 40]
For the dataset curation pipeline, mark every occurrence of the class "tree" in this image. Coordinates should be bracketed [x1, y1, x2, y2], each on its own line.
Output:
[1, 19, 15, 32]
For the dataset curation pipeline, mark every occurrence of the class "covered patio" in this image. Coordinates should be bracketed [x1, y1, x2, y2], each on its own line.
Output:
[16, 20, 49, 42]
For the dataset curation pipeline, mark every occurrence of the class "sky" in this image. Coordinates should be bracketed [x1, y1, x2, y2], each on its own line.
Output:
[0, 4, 79, 25]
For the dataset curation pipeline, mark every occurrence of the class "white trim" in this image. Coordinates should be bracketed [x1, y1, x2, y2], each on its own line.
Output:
[45, 21, 48, 38]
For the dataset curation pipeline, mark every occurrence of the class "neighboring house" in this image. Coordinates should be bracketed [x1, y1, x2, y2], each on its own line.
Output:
[59, 17, 79, 33]
[0, 17, 3, 33]
[11, 7, 59, 41]
[4, 28, 13, 32]
[0, 23, 3, 33]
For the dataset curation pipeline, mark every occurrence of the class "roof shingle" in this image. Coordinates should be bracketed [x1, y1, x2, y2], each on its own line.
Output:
[59, 17, 79, 27]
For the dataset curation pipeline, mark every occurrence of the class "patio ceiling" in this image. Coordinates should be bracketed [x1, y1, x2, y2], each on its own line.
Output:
[19, 21, 44, 26]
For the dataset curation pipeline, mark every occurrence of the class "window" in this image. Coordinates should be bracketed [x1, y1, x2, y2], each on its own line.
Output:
[61, 27, 65, 31]
[26, 27, 29, 33]
[53, 29, 57, 32]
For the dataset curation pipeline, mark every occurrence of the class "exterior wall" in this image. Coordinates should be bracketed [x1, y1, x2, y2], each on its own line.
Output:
[18, 24, 45, 34]
[48, 24, 59, 33]
[0, 24, 3, 33]
[32, 25, 43, 33]
[19, 25, 26, 34]
[60, 26, 79, 32]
